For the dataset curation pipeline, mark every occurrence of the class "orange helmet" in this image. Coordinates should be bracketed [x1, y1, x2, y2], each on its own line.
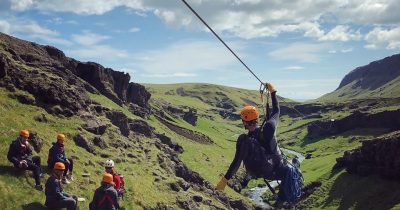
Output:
[54, 162, 65, 170]
[57, 133, 65, 141]
[102, 173, 114, 184]
[20, 130, 30, 138]
[240, 105, 259, 122]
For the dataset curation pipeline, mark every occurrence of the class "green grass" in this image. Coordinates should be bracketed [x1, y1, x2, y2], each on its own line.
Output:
[0, 88, 188, 210]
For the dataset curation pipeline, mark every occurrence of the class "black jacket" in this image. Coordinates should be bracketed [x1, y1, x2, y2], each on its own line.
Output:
[224, 92, 283, 180]
[90, 184, 119, 210]
[48, 142, 67, 167]
[45, 175, 70, 206]
[7, 138, 33, 167]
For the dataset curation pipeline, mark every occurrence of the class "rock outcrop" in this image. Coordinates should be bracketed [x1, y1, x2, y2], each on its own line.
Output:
[335, 131, 400, 180]
[73, 134, 96, 154]
[0, 56, 8, 78]
[0, 32, 150, 117]
[307, 110, 400, 138]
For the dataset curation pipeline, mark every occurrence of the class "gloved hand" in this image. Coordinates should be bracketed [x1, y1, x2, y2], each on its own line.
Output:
[216, 177, 228, 191]
[266, 83, 276, 93]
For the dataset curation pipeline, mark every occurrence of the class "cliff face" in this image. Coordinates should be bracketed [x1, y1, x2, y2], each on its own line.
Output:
[318, 54, 400, 101]
[0, 32, 150, 116]
[335, 131, 400, 180]
[338, 54, 400, 90]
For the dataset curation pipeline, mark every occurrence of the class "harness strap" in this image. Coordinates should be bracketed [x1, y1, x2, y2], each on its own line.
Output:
[98, 191, 116, 206]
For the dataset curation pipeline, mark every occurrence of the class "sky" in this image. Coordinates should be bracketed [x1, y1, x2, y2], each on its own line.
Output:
[0, 0, 399, 100]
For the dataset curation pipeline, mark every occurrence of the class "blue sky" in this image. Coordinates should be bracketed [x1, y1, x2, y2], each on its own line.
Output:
[0, 0, 399, 100]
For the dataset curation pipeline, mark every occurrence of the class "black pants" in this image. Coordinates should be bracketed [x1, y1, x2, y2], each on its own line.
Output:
[47, 195, 77, 210]
[17, 156, 42, 185]
[63, 158, 73, 176]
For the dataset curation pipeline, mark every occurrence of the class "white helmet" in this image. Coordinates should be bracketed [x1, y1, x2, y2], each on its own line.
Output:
[104, 159, 114, 168]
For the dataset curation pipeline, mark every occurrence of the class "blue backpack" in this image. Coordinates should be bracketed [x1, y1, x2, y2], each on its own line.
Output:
[282, 165, 303, 205]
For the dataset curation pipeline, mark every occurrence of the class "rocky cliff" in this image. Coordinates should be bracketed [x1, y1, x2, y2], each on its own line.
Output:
[318, 53, 400, 101]
[0, 32, 150, 116]
[335, 131, 400, 180]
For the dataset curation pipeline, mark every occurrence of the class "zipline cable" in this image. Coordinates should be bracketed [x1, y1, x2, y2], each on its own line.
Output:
[180, 0, 263, 84]
[180, 0, 332, 132]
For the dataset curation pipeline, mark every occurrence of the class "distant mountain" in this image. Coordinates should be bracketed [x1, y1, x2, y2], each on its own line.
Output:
[318, 54, 400, 101]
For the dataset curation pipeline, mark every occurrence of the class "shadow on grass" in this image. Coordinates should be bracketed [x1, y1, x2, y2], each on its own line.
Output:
[21, 202, 46, 210]
[0, 165, 25, 176]
[323, 172, 400, 210]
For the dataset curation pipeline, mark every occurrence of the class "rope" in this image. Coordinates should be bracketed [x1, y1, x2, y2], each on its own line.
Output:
[180, 0, 332, 132]
[180, 0, 263, 84]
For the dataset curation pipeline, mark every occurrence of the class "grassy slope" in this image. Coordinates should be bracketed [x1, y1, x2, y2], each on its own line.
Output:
[146, 83, 400, 209]
[317, 75, 400, 102]
[0, 88, 184, 210]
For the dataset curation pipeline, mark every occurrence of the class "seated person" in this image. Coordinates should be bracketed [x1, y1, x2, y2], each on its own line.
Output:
[7, 130, 42, 190]
[47, 133, 73, 184]
[104, 159, 124, 197]
[45, 162, 77, 210]
[89, 173, 120, 210]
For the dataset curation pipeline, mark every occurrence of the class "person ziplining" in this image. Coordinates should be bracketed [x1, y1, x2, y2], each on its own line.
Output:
[179, 0, 304, 207]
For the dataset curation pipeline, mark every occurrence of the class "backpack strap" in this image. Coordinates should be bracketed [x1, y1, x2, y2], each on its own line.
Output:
[98, 191, 116, 206]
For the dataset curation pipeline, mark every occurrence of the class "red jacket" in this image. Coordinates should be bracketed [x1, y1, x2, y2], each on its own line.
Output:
[112, 174, 121, 192]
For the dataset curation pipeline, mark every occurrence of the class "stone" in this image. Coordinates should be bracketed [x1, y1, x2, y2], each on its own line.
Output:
[73, 134, 96, 154]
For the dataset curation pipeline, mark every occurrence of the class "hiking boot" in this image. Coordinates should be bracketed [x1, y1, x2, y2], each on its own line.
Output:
[67, 174, 74, 181]
[35, 184, 43, 191]
[62, 178, 71, 184]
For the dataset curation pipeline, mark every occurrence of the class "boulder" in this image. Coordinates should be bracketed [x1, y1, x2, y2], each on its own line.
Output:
[81, 116, 107, 135]
[106, 111, 130, 137]
[129, 119, 155, 137]
[93, 136, 108, 149]
[33, 113, 48, 122]
[0, 55, 8, 78]
[73, 134, 96, 154]
[156, 133, 183, 154]
[183, 108, 197, 126]
[28, 132, 44, 153]
[128, 103, 150, 118]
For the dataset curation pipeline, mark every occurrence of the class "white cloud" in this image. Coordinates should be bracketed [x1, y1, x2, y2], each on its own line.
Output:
[13, 21, 58, 36]
[129, 27, 140, 33]
[0, 19, 71, 46]
[334, 0, 400, 25]
[10, 0, 33, 11]
[67, 45, 129, 59]
[275, 79, 341, 99]
[365, 27, 400, 49]
[285, 66, 304, 71]
[71, 31, 110, 46]
[29, 34, 73, 46]
[269, 43, 330, 63]
[132, 40, 244, 74]
[0, 20, 11, 34]
[319, 25, 361, 41]
[5, 0, 400, 41]
[328, 50, 337, 54]
[341, 47, 353, 53]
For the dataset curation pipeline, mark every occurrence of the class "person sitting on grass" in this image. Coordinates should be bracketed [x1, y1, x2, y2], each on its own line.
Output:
[7, 129, 43, 190]
[45, 162, 78, 210]
[90, 173, 120, 210]
[47, 133, 74, 184]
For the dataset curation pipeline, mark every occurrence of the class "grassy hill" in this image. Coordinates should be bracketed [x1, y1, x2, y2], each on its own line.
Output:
[146, 82, 400, 210]
[1, 31, 400, 210]
[318, 54, 400, 102]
